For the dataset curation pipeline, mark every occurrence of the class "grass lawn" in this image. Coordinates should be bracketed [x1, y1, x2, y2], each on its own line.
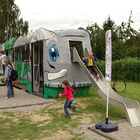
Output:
[0, 82, 139, 140]
[120, 82, 140, 102]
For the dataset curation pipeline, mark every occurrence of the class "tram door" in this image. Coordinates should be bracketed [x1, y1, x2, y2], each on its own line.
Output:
[69, 41, 84, 60]
[32, 41, 44, 96]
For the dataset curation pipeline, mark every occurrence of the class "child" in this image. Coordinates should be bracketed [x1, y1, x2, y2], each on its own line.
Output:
[83, 52, 100, 79]
[59, 80, 76, 118]
[4, 59, 14, 98]
[0, 51, 8, 75]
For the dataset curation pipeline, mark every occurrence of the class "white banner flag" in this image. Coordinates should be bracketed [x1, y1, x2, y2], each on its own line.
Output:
[105, 30, 112, 81]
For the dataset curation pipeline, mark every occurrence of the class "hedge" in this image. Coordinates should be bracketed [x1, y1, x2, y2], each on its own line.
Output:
[97, 57, 140, 82]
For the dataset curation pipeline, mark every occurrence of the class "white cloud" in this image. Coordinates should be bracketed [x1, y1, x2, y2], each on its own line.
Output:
[15, 0, 140, 31]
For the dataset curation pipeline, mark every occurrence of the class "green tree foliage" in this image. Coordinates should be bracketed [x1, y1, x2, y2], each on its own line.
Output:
[0, 0, 28, 43]
[86, 23, 105, 60]
[86, 11, 140, 60]
[103, 17, 125, 60]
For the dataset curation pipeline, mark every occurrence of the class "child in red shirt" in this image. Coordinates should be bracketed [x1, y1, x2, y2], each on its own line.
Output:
[59, 80, 76, 118]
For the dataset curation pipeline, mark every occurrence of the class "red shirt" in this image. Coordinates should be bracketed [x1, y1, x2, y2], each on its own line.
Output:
[60, 87, 74, 100]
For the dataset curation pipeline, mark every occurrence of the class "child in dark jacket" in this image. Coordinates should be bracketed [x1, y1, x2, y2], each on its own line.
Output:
[83, 52, 100, 79]
[59, 80, 76, 118]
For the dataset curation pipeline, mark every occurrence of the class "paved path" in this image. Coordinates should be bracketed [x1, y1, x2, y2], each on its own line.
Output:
[0, 86, 55, 111]
[75, 120, 140, 140]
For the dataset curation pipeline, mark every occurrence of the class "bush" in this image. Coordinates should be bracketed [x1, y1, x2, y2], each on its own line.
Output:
[97, 57, 140, 82]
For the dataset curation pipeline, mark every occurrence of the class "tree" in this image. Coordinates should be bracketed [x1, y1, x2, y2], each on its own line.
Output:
[117, 11, 140, 58]
[86, 23, 105, 60]
[87, 17, 123, 60]
[0, 0, 28, 43]
[102, 16, 116, 32]
[86, 14, 140, 60]
[102, 17, 124, 60]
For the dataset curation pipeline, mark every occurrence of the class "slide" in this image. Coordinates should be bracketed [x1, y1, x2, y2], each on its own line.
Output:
[72, 47, 140, 127]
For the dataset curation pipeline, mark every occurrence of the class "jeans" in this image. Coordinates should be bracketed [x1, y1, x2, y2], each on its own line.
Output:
[6, 80, 14, 97]
[88, 66, 98, 75]
[64, 99, 74, 117]
[2, 64, 5, 75]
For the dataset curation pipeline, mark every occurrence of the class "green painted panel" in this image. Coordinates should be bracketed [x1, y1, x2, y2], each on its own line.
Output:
[44, 86, 90, 99]
[18, 79, 32, 94]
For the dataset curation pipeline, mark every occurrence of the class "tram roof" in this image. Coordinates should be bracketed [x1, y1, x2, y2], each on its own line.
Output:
[13, 27, 89, 48]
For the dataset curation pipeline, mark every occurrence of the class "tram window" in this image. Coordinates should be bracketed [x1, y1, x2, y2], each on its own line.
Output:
[22, 45, 30, 61]
[15, 47, 20, 61]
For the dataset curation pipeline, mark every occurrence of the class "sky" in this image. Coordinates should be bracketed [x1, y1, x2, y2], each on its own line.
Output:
[15, 0, 140, 32]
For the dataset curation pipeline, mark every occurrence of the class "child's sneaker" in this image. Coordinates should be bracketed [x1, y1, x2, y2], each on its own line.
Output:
[96, 74, 100, 80]
[5, 96, 10, 98]
[72, 106, 76, 112]
[97, 74, 100, 78]
[65, 115, 71, 119]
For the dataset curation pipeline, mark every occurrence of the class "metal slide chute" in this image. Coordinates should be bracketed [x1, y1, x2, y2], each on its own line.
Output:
[72, 47, 140, 127]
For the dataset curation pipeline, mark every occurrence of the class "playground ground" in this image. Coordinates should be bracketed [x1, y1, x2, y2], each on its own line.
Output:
[0, 85, 55, 111]
[0, 86, 140, 140]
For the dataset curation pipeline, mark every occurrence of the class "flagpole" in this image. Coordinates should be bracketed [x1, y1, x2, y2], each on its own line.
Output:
[106, 81, 110, 124]
[94, 30, 118, 132]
